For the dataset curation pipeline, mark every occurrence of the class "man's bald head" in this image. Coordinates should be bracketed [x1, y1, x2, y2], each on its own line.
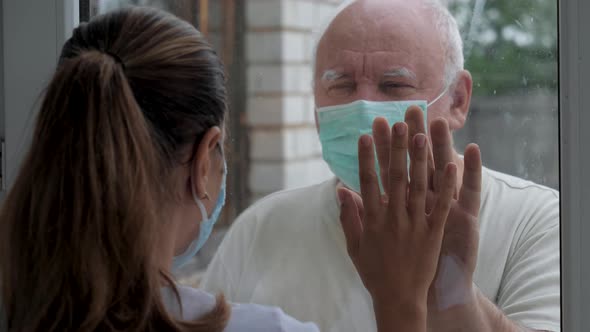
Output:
[313, 0, 464, 87]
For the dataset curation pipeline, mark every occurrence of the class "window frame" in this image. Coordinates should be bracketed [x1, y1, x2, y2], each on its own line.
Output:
[2, 0, 589, 328]
[0, 0, 5, 193]
[1, 0, 77, 196]
[559, 0, 590, 329]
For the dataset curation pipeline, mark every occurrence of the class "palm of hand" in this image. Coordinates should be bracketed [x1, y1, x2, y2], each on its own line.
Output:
[440, 202, 480, 279]
[425, 145, 482, 316]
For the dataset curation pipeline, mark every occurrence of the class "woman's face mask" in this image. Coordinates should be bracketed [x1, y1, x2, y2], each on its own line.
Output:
[172, 157, 227, 271]
[316, 88, 447, 193]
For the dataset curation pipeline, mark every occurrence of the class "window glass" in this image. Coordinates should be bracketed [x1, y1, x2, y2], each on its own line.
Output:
[450, 0, 558, 189]
[88, 1, 559, 307]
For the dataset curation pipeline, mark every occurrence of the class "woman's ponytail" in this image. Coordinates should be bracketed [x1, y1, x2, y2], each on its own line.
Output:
[2, 50, 164, 331]
[1, 7, 230, 331]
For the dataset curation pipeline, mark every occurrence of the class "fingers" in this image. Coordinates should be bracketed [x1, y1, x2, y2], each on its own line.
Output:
[338, 188, 363, 257]
[405, 106, 427, 149]
[408, 134, 429, 218]
[359, 135, 381, 223]
[387, 122, 409, 210]
[429, 163, 457, 234]
[373, 117, 392, 194]
[405, 106, 435, 188]
[430, 118, 455, 195]
[458, 144, 482, 216]
[348, 189, 365, 218]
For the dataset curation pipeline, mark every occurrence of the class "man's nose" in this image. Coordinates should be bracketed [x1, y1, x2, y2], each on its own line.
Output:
[355, 83, 388, 102]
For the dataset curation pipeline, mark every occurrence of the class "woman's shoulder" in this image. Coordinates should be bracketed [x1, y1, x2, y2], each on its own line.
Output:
[226, 301, 319, 332]
[167, 285, 319, 332]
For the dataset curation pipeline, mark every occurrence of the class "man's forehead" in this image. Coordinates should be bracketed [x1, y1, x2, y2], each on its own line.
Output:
[315, 2, 444, 80]
[316, 48, 421, 77]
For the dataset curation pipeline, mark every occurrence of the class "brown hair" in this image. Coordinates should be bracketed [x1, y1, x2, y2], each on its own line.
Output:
[0, 7, 229, 332]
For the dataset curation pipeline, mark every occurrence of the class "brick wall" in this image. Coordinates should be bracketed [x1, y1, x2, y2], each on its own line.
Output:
[245, 0, 343, 201]
[177, 0, 346, 282]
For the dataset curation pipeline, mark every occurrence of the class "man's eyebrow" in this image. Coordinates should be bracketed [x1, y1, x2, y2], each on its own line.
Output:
[382, 67, 417, 80]
[321, 69, 348, 81]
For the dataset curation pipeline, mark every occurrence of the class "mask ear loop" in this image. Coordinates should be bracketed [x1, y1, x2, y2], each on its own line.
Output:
[190, 142, 224, 210]
[428, 85, 450, 107]
[191, 181, 210, 219]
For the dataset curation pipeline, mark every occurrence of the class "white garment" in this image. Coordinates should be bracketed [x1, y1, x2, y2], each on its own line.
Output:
[163, 285, 319, 332]
[201, 168, 560, 332]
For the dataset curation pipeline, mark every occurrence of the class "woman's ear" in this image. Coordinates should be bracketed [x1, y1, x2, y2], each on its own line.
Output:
[448, 70, 473, 130]
[191, 126, 222, 199]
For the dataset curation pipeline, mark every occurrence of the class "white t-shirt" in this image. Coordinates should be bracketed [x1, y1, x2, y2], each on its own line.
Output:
[201, 168, 560, 332]
[163, 285, 319, 332]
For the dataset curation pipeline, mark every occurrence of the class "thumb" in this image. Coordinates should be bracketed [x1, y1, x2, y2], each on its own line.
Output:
[338, 188, 363, 258]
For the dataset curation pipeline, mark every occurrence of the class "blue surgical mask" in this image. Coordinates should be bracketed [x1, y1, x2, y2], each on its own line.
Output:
[317, 89, 447, 193]
[172, 160, 227, 270]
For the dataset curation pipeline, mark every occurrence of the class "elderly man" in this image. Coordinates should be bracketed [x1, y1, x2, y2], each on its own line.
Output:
[201, 1, 560, 331]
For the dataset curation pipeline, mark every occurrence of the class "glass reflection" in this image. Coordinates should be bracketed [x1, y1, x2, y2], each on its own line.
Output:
[87, 2, 561, 331]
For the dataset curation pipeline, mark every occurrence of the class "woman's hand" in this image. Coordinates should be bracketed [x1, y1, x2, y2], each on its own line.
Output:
[338, 118, 457, 332]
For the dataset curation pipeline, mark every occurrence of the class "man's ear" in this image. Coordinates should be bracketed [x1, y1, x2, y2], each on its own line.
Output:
[191, 126, 222, 198]
[448, 70, 473, 130]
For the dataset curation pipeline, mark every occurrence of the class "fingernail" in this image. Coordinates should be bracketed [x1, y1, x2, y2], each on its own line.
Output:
[447, 162, 457, 174]
[415, 134, 426, 148]
[360, 135, 372, 147]
[394, 123, 407, 136]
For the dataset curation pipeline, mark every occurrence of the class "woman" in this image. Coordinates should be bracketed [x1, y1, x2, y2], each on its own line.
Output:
[0, 7, 457, 332]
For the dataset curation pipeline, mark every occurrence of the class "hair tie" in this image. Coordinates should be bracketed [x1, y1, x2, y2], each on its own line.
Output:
[105, 51, 125, 69]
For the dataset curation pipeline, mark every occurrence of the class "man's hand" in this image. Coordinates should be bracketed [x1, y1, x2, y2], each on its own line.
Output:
[402, 107, 481, 293]
[345, 109, 544, 332]
[404, 108, 545, 332]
